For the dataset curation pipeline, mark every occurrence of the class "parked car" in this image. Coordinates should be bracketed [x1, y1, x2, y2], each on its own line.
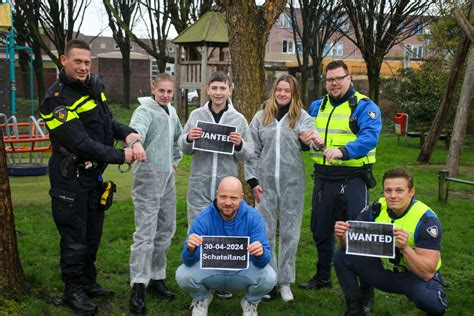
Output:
[187, 89, 200, 104]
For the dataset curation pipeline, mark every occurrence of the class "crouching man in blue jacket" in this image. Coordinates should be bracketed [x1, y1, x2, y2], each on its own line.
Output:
[176, 177, 276, 316]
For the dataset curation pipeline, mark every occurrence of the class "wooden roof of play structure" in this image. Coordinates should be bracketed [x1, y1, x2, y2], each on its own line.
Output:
[172, 10, 228, 46]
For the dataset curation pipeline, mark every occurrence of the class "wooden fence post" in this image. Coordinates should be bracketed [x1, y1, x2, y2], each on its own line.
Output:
[438, 170, 449, 203]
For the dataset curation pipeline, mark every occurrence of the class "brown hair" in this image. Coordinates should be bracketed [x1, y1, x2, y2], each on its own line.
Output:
[64, 39, 91, 55]
[207, 71, 232, 86]
[153, 73, 175, 85]
[263, 74, 302, 129]
[326, 60, 349, 75]
[382, 168, 414, 190]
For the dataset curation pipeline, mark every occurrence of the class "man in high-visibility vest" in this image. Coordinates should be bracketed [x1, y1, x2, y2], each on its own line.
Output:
[299, 60, 382, 304]
[334, 168, 447, 315]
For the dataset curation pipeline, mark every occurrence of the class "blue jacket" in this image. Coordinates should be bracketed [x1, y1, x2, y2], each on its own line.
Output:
[181, 200, 271, 268]
[308, 90, 382, 160]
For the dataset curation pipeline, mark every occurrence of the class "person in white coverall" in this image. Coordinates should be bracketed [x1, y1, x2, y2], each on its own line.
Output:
[245, 74, 324, 303]
[179, 71, 254, 227]
[128, 73, 183, 314]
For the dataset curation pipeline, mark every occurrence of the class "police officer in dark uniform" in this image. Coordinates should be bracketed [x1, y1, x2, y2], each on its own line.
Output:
[40, 39, 146, 314]
[334, 168, 447, 315]
[299, 60, 382, 312]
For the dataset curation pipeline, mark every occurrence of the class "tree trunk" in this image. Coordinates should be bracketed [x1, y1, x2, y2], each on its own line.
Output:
[121, 47, 131, 109]
[446, 43, 474, 176]
[312, 58, 324, 99]
[417, 34, 470, 163]
[366, 60, 382, 104]
[224, 12, 268, 121]
[0, 131, 26, 296]
[32, 45, 45, 109]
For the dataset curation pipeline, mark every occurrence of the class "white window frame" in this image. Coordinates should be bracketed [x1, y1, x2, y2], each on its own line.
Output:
[323, 42, 344, 57]
[282, 39, 294, 54]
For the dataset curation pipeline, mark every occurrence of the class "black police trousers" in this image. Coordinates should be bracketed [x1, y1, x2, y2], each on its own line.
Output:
[334, 248, 448, 314]
[311, 175, 368, 267]
[48, 155, 104, 285]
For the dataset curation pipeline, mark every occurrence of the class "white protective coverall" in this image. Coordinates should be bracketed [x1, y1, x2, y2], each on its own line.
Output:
[245, 109, 318, 285]
[179, 100, 254, 225]
[129, 96, 183, 286]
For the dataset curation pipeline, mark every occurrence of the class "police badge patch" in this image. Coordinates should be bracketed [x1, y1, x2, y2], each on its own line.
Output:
[368, 111, 377, 120]
[53, 106, 68, 122]
[427, 225, 438, 238]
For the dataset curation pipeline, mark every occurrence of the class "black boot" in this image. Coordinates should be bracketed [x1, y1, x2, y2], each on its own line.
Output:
[361, 286, 374, 313]
[148, 279, 176, 300]
[298, 264, 332, 290]
[345, 298, 366, 316]
[84, 283, 114, 298]
[129, 283, 146, 314]
[63, 282, 98, 314]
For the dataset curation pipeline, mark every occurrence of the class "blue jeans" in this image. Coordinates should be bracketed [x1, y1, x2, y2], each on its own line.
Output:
[334, 249, 448, 314]
[175, 262, 276, 304]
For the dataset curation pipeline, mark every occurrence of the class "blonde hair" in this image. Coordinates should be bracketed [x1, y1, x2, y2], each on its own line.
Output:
[263, 74, 302, 129]
[153, 73, 175, 86]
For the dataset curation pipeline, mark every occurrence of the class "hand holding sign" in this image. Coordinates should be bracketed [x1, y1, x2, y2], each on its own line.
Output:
[187, 127, 203, 142]
[187, 233, 203, 252]
[394, 228, 410, 251]
[335, 221, 350, 238]
[229, 131, 242, 146]
[247, 241, 264, 257]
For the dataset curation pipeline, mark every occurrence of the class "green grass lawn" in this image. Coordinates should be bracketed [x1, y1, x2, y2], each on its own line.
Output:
[2, 104, 474, 315]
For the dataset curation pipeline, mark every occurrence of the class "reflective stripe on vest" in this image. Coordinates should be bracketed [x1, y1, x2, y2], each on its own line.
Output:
[375, 198, 442, 272]
[310, 92, 376, 167]
[40, 110, 79, 130]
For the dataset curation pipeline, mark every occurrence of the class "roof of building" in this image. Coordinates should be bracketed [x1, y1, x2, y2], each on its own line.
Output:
[96, 51, 151, 60]
[172, 10, 228, 45]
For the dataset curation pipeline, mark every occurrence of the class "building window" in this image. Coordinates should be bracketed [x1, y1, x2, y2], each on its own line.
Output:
[323, 42, 344, 57]
[282, 40, 294, 54]
[406, 44, 425, 59]
[100, 43, 106, 49]
[277, 13, 293, 29]
[168, 46, 174, 52]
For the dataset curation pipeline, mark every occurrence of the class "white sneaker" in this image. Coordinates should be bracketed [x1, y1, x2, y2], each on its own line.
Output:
[190, 293, 213, 316]
[280, 284, 294, 302]
[241, 297, 258, 316]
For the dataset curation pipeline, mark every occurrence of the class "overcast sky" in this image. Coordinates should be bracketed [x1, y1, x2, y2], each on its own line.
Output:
[79, 0, 178, 39]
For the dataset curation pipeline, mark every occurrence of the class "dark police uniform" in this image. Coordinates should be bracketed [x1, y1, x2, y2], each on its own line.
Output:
[40, 70, 136, 287]
[334, 198, 448, 314]
[300, 86, 382, 289]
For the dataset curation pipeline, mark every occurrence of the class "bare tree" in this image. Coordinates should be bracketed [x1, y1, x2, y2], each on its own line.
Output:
[104, 0, 139, 109]
[14, 1, 46, 104]
[339, 0, 434, 103]
[168, 0, 213, 34]
[289, 0, 345, 104]
[215, 0, 287, 121]
[0, 131, 26, 296]
[16, 0, 91, 69]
